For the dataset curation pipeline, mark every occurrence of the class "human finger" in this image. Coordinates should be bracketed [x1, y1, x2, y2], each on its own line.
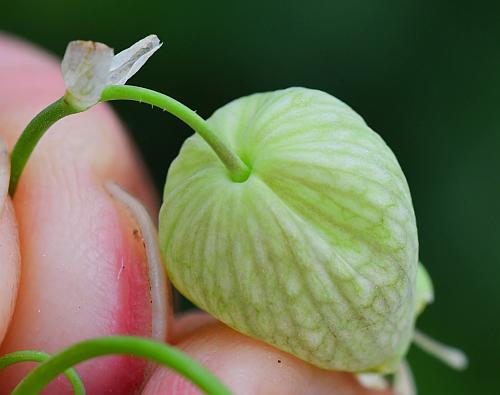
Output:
[0, 35, 170, 394]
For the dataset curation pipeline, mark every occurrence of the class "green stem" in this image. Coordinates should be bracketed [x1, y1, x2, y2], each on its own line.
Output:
[101, 85, 250, 182]
[0, 350, 85, 395]
[9, 98, 80, 196]
[9, 85, 250, 195]
[11, 336, 232, 395]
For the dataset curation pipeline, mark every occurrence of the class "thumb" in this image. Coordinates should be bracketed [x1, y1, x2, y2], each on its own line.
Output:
[0, 34, 171, 394]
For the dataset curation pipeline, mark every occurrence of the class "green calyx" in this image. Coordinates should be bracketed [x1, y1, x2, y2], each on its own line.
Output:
[415, 262, 434, 316]
[159, 87, 419, 373]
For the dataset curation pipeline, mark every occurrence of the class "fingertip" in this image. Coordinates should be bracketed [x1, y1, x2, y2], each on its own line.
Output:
[143, 322, 394, 395]
[0, 34, 59, 72]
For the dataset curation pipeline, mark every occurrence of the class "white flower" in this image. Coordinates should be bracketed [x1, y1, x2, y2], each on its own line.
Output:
[61, 35, 161, 110]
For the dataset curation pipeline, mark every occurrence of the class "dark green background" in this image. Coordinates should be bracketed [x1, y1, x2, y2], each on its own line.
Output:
[2, 1, 498, 394]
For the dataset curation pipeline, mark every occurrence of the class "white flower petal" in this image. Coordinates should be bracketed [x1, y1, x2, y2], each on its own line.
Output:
[61, 40, 114, 110]
[108, 35, 161, 85]
[394, 360, 417, 395]
[356, 373, 389, 390]
[413, 329, 468, 370]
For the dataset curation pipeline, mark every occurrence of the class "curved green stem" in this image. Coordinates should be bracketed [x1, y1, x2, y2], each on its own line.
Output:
[9, 98, 80, 196]
[11, 336, 232, 395]
[0, 350, 85, 395]
[101, 85, 250, 182]
[9, 86, 250, 195]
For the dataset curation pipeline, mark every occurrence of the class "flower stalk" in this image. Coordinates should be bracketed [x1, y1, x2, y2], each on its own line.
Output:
[0, 350, 86, 395]
[11, 336, 232, 395]
[100, 85, 250, 182]
[9, 98, 80, 195]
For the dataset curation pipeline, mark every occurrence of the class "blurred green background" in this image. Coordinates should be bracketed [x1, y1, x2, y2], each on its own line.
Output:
[2, 0, 498, 393]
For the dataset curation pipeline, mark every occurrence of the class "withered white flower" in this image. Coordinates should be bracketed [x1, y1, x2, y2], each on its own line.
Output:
[61, 35, 161, 110]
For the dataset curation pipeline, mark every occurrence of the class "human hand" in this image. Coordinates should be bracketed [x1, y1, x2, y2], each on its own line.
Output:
[0, 35, 392, 395]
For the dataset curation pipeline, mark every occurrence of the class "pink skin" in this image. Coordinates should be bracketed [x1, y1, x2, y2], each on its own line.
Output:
[0, 35, 393, 394]
[0, 199, 20, 346]
[0, 131, 20, 346]
[144, 315, 393, 395]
